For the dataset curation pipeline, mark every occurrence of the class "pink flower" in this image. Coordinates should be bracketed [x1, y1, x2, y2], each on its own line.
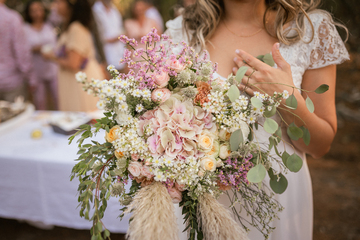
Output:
[175, 182, 185, 192]
[131, 153, 140, 161]
[154, 70, 170, 87]
[128, 161, 142, 177]
[168, 187, 182, 203]
[151, 88, 171, 103]
[169, 59, 185, 73]
[140, 166, 153, 179]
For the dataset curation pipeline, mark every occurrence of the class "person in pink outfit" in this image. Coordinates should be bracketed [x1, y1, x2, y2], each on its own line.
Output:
[23, 0, 58, 110]
[0, 0, 36, 102]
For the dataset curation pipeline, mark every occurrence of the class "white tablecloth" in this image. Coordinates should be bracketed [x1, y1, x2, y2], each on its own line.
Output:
[0, 111, 130, 233]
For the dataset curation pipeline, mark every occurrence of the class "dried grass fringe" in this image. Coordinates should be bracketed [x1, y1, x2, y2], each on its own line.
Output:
[198, 193, 249, 240]
[125, 182, 180, 240]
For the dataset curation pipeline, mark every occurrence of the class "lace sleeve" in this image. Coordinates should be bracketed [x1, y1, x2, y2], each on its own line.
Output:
[307, 12, 349, 69]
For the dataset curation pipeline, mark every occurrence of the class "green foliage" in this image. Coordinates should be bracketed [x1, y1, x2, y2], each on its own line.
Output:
[264, 105, 277, 118]
[264, 118, 278, 134]
[300, 126, 311, 146]
[286, 153, 303, 173]
[230, 129, 244, 151]
[268, 170, 288, 194]
[235, 66, 249, 83]
[180, 191, 203, 240]
[285, 94, 297, 109]
[228, 85, 240, 102]
[247, 164, 267, 183]
[286, 122, 303, 141]
[263, 53, 275, 67]
[315, 84, 329, 94]
[305, 96, 315, 113]
[251, 97, 263, 109]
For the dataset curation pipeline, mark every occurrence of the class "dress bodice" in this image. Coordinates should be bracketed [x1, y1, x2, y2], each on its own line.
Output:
[165, 11, 349, 90]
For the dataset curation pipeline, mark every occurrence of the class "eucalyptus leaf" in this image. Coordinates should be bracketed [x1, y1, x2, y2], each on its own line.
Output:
[282, 151, 290, 167]
[287, 122, 303, 141]
[274, 127, 282, 141]
[251, 97, 263, 108]
[264, 105, 276, 118]
[287, 153, 303, 172]
[228, 85, 240, 102]
[269, 136, 275, 150]
[263, 53, 275, 67]
[285, 94, 297, 109]
[300, 126, 311, 146]
[315, 84, 329, 94]
[230, 129, 244, 151]
[264, 118, 278, 134]
[305, 96, 315, 113]
[236, 66, 249, 83]
[270, 173, 288, 194]
[247, 164, 267, 183]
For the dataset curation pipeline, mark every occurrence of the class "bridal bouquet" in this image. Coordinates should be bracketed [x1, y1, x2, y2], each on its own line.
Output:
[70, 28, 328, 240]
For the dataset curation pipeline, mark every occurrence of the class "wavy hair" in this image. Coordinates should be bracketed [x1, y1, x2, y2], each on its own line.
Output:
[182, 0, 347, 50]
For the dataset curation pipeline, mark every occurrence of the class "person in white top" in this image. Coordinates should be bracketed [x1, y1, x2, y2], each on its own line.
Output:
[92, 0, 125, 70]
[145, 3, 164, 33]
[165, 0, 349, 239]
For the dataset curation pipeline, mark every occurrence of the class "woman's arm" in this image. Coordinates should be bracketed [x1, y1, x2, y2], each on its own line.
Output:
[234, 43, 337, 159]
[43, 50, 84, 72]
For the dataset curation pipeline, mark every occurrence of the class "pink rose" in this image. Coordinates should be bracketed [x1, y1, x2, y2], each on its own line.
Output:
[169, 59, 185, 73]
[140, 166, 153, 179]
[168, 187, 182, 203]
[175, 182, 185, 192]
[151, 88, 171, 103]
[128, 161, 142, 177]
[154, 70, 170, 87]
[131, 153, 140, 161]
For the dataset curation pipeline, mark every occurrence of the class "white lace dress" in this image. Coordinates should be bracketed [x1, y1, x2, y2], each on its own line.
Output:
[165, 11, 349, 240]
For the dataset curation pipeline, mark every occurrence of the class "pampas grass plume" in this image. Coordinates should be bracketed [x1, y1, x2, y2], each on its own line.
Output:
[125, 182, 180, 240]
[198, 193, 249, 240]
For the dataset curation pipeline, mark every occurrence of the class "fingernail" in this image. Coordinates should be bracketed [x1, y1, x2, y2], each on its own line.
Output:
[233, 67, 238, 72]
[235, 49, 240, 54]
[233, 57, 238, 62]
[275, 43, 280, 50]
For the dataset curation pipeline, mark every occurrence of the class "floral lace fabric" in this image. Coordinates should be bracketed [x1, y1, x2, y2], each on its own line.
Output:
[165, 11, 350, 90]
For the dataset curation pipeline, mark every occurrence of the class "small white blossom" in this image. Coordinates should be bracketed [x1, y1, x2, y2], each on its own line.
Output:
[135, 104, 144, 112]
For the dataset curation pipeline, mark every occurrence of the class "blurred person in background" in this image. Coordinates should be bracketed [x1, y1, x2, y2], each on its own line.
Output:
[92, 0, 125, 71]
[44, 0, 105, 112]
[0, 0, 36, 102]
[124, 0, 162, 46]
[145, 0, 164, 33]
[23, 0, 58, 110]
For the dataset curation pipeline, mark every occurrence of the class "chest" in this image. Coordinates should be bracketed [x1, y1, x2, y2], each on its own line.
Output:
[206, 27, 278, 77]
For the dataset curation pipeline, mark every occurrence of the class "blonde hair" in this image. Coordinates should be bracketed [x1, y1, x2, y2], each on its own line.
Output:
[183, 0, 347, 50]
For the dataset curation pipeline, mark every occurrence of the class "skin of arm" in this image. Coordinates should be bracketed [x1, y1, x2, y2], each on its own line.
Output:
[234, 43, 337, 159]
[43, 49, 84, 72]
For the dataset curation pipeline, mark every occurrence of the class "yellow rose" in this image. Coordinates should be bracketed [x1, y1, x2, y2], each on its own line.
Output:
[219, 129, 231, 141]
[200, 157, 217, 172]
[105, 125, 120, 143]
[219, 143, 231, 159]
[115, 149, 124, 159]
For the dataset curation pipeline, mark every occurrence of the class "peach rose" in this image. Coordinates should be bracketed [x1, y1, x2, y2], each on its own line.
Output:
[105, 125, 120, 143]
[140, 166, 153, 179]
[115, 150, 124, 159]
[219, 143, 231, 159]
[131, 153, 140, 161]
[168, 187, 182, 203]
[219, 129, 231, 141]
[151, 88, 171, 103]
[169, 59, 185, 73]
[198, 132, 214, 152]
[200, 157, 217, 172]
[128, 161, 142, 177]
[154, 70, 170, 87]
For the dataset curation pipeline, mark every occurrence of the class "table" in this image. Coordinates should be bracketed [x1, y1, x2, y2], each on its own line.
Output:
[0, 111, 130, 233]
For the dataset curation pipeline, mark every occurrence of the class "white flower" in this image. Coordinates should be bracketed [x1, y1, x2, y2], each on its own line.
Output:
[132, 89, 142, 97]
[115, 93, 126, 103]
[135, 104, 144, 113]
[254, 91, 261, 98]
[107, 65, 118, 73]
[219, 143, 231, 159]
[142, 89, 151, 99]
[119, 80, 130, 89]
[103, 86, 114, 96]
[97, 100, 106, 110]
[118, 103, 128, 112]
[154, 170, 165, 181]
[283, 90, 290, 99]
[75, 72, 87, 82]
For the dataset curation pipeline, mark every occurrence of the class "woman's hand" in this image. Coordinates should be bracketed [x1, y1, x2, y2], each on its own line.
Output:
[233, 43, 294, 97]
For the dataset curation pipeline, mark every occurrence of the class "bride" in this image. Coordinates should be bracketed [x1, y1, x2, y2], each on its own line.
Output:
[165, 0, 349, 239]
